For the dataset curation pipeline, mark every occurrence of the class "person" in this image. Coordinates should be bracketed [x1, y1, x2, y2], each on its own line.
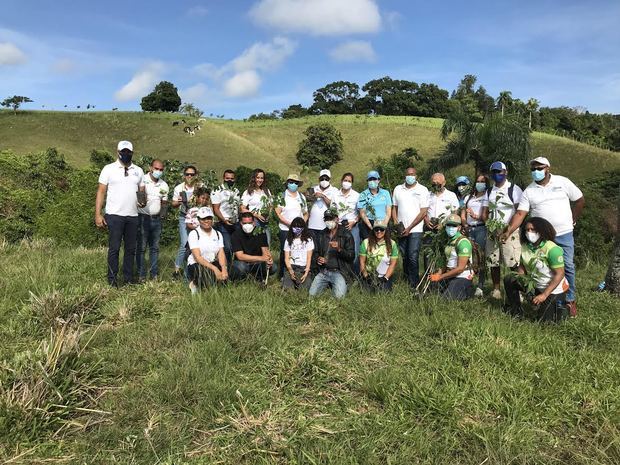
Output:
[171, 165, 202, 279]
[461, 174, 489, 297]
[455, 175, 471, 209]
[282, 217, 314, 290]
[307, 169, 339, 242]
[230, 211, 275, 282]
[95, 140, 145, 286]
[429, 214, 475, 300]
[359, 220, 399, 292]
[425, 173, 459, 229]
[212, 169, 241, 262]
[184, 187, 212, 232]
[357, 170, 392, 240]
[483, 161, 523, 300]
[333, 172, 360, 269]
[240, 168, 273, 245]
[309, 210, 355, 299]
[391, 167, 429, 289]
[503, 217, 569, 322]
[275, 174, 309, 278]
[136, 159, 169, 281]
[186, 207, 228, 294]
[501, 157, 585, 316]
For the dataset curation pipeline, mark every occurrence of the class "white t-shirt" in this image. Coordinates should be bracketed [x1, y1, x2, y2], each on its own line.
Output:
[172, 182, 197, 216]
[393, 183, 430, 233]
[486, 181, 523, 224]
[332, 188, 360, 223]
[98, 161, 144, 217]
[518, 174, 583, 236]
[278, 190, 308, 231]
[241, 188, 271, 214]
[308, 185, 339, 230]
[427, 189, 459, 220]
[463, 193, 488, 226]
[187, 228, 224, 266]
[283, 237, 315, 267]
[211, 184, 241, 221]
[138, 175, 169, 216]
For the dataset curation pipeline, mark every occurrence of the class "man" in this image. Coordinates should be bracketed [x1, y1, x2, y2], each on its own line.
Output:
[230, 211, 276, 282]
[357, 170, 392, 240]
[307, 169, 339, 242]
[95, 140, 145, 286]
[212, 169, 241, 262]
[425, 173, 459, 229]
[136, 159, 169, 281]
[391, 167, 429, 288]
[483, 161, 523, 300]
[309, 210, 355, 299]
[502, 157, 585, 316]
[455, 175, 471, 208]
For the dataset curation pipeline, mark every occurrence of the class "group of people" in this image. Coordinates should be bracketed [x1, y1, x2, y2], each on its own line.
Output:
[96, 140, 585, 322]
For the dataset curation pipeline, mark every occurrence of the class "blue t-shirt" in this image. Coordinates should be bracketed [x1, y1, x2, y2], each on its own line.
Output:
[357, 188, 392, 221]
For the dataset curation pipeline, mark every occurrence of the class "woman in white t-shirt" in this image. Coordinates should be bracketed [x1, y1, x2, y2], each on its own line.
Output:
[461, 174, 489, 297]
[282, 217, 314, 290]
[240, 169, 273, 244]
[186, 207, 228, 293]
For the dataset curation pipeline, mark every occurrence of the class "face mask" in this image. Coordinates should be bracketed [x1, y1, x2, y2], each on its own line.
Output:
[292, 227, 303, 236]
[475, 182, 486, 192]
[225, 180, 235, 188]
[531, 169, 546, 182]
[526, 231, 540, 244]
[431, 183, 442, 193]
[457, 185, 468, 194]
[151, 169, 163, 180]
[288, 183, 299, 192]
[119, 152, 133, 165]
[492, 173, 506, 183]
[445, 226, 459, 238]
[319, 180, 330, 189]
[342, 181, 352, 190]
[368, 180, 379, 190]
[242, 223, 255, 234]
[325, 220, 337, 230]
[405, 175, 416, 185]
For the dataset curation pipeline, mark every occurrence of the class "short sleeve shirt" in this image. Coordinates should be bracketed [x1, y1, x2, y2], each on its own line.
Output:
[173, 182, 197, 216]
[445, 233, 474, 280]
[211, 184, 241, 221]
[427, 190, 459, 221]
[392, 183, 430, 233]
[187, 228, 224, 265]
[332, 188, 360, 223]
[231, 229, 268, 257]
[486, 181, 523, 224]
[357, 188, 392, 221]
[278, 190, 308, 231]
[359, 239, 399, 276]
[521, 240, 569, 294]
[241, 188, 271, 215]
[308, 185, 339, 230]
[283, 237, 314, 267]
[98, 161, 144, 217]
[138, 175, 169, 216]
[463, 194, 488, 226]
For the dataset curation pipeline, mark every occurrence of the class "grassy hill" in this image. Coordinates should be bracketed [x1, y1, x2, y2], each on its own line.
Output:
[1, 111, 619, 183]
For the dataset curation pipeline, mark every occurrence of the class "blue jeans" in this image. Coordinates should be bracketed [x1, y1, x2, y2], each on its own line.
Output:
[105, 214, 138, 285]
[310, 270, 348, 298]
[554, 232, 576, 301]
[231, 260, 277, 281]
[468, 225, 487, 289]
[439, 278, 473, 301]
[215, 222, 236, 263]
[136, 214, 162, 279]
[398, 232, 423, 288]
[175, 216, 189, 269]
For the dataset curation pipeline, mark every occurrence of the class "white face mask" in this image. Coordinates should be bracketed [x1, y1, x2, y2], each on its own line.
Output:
[526, 231, 540, 244]
[242, 223, 255, 234]
[342, 181, 352, 190]
[319, 180, 330, 189]
[325, 220, 337, 230]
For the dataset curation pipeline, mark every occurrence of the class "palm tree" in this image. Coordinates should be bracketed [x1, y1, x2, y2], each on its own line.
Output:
[526, 98, 539, 130]
[496, 91, 513, 117]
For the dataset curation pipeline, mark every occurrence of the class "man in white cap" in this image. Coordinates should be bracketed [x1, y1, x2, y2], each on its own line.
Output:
[307, 169, 339, 242]
[95, 140, 145, 286]
[501, 156, 585, 316]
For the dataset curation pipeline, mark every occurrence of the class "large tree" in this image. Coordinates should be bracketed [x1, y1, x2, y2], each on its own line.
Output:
[525, 98, 540, 129]
[310, 81, 360, 115]
[141, 81, 181, 112]
[1, 95, 33, 113]
[296, 123, 343, 169]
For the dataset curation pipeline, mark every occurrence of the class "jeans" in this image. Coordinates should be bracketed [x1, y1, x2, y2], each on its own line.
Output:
[282, 264, 311, 290]
[309, 270, 348, 298]
[175, 216, 189, 269]
[362, 275, 393, 292]
[257, 220, 271, 246]
[438, 278, 473, 301]
[346, 223, 360, 273]
[554, 232, 576, 301]
[105, 214, 138, 285]
[215, 222, 236, 262]
[231, 260, 277, 282]
[136, 214, 162, 279]
[468, 225, 487, 289]
[278, 229, 288, 278]
[398, 232, 423, 288]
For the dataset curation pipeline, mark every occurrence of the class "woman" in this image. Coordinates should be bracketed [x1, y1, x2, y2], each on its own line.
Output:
[359, 220, 399, 292]
[275, 174, 308, 278]
[240, 168, 273, 244]
[283, 217, 314, 290]
[185, 187, 212, 231]
[503, 217, 569, 322]
[333, 172, 360, 269]
[357, 170, 392, 241]
[455, 175, 471, 209]
[171, 165, 202, 279]
[187, 207, 228, 294]
[461, 175, 489, 297]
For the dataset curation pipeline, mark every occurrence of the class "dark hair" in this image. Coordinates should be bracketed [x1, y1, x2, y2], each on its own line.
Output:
[223, 169, 235, 177]
[341, 172, 354, 182]
[466, 175, 490, 206]
[367, 224, 392, 255]
[520, 217, 557, 243]
[184, 165, 198, 175]
[194, 186, 211, 198]
[286, 217, 311, 245]
[240, 211, 254, 221]
[248, 168, 269, 195]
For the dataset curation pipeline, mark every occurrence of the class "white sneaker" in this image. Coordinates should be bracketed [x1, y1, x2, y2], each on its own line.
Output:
[189, 282, 198, 295]
[491, 289, 502, 300]
[474, 288, 484, 298]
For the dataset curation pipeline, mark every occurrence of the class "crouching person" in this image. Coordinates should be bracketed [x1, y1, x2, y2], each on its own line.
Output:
[429, 214, 475, 300]
[230, 212, 276, 282]
[503, 217, 569, 322]
[359, 220, 399, 292]
[309, 210, 355, 299]
[187, 207, 228, 294]
[283, 217, 314, 291]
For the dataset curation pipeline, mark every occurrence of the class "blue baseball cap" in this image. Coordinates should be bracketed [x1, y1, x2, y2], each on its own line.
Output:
[490, 161, 507, 171]
[367, 170, 380, 180]
[455, 176, 470, 185]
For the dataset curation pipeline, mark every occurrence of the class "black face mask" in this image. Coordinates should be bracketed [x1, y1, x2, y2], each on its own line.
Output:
[431, 183, 442, 192]
[119, 152, 133, 165]
[225, 180, 235, 188]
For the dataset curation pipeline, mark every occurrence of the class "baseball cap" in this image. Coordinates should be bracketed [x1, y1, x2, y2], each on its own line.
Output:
[490, 161, 507, 171]
[367, 170, 380, 180]
[373, 218, 389, 230]
[323, 209, 337, 220]
[319, 169, 331, 179]
[445, 213, 462, 226]
[530, 156, 550, 167]
[117, 140, 133, 152]
[455, 176, 470, 185]
[196, 207, 214, 219]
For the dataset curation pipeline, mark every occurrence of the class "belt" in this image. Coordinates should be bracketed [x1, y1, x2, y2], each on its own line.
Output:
[469, 223, 484, 228]
[140, 213, 161, 219]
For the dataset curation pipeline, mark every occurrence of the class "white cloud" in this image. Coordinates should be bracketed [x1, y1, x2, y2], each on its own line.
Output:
[0, 42, 27, 66]
[230, 36, 296, 73]
[114, 62, 166, 101]
[250, 0, 381, 36]
[187, 5, 209, 17]
[181, 83, 208, 102]
[329, 40, 376, 63]
[224, 70, 261, 98]
[51, 58, 76, 74]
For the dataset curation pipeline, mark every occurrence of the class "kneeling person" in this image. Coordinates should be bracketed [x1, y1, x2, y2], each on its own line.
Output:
[187, 207, 228, 293]
[309, 210, 355, 299]
[231, 212, 276, 282]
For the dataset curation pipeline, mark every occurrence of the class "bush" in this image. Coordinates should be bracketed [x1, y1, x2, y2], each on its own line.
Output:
[89, 149, 113, 169]
[296, 123, 343, 170]
[368, 147, 424, 192]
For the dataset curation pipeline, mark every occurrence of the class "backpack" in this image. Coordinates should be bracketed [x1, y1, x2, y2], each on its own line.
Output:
[185, 228, 222, 262]
[486, 183, 518, 205]
[456, 236, 483, 275]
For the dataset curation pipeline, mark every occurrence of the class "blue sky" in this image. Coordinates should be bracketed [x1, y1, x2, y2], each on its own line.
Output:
[1, 0, 619, 118]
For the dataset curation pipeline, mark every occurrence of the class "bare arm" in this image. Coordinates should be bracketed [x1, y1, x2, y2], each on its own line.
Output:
[275, 206, 290, 227]
[504, 210, 528, 237]
[439, 255, 469, 280]
[384, 258, 398, 280]
[359, 255, 367, 277]
[391, 205, 399, 225]
[95, 184, 107, 228]
[572, 196, 585, 223]
[212, 203, 230, 224]
[532, 267, 565, 305]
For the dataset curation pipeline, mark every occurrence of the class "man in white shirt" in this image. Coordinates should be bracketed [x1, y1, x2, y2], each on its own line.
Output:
[136, 159, 169, 281]
[95, 140, 145, 286]
[308, 169, 339, 242]
[212, 169, 241, 261]
[425, 173, 459, 228]
[502, 157, 585, 316]
[392, 167, 429, 288]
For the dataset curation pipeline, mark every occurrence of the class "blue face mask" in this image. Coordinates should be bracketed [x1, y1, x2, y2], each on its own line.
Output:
[151, 169, 163, 180]
[445, 226, 459, 238]
[368, 180, 379, 190]
[405, 175, 416, 185]
[475, 182, 486, 192]
[288, 182, 299, 192]
[531, 169, 546, 182]
[492, 173, 506, 183]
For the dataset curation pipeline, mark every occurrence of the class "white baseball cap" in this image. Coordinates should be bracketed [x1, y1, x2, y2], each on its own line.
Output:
[319, 169, 331, 178]
[196, 207, 214, 219]
[530, 156, 550, 167]
[117, 140, 133, 152]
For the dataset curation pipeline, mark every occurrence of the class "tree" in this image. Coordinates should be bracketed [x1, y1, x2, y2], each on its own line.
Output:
[525, 98, 539, 129]
[281, 104, 308, 119]
[296, 123, 344, 169]
[310, 81, 360, 114]
[1, 95, 33, 113]
[496, 91, 513, 117]
[180, 102, 204, 118]
[140, 81, 181, 112]
[474, 86, 495, 117]
[361, 76, 419, 115]
[368, 147, 423, 191]
[451, 75, 483, 121]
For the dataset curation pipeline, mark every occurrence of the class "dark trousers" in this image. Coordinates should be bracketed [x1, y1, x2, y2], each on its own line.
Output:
[278, 229, 288, 278]
[231, 260, 276, 282]
[436, 277, 474, 300]
[398, 232, 423, 288]
[504, 275, 567, 322]
[215, 222, 236, 263]
[105, 214, 138, 285]
[359, 220, 375, 241]
[136, 214, 162, 279]
[188, 262, 223, 289]
[362, 275, 393, 293]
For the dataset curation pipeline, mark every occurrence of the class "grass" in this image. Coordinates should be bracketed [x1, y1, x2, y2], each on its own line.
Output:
[1, 239, 620, 463]
[1, 111, 619, 184]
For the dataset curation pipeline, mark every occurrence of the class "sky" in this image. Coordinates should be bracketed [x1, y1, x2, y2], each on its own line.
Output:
[1, 0, 619, 118]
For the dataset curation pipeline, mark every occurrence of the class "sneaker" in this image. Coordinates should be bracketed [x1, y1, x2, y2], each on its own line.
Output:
[189, 282, 198, 295]
[172, 269, 182, 280]
[567, 301, 577, 318]
[491, 289, 502, 300]
[474, 288, 484, 298]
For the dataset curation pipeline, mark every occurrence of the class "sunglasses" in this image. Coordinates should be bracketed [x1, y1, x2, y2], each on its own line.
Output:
[185, 172, 197, 177]
[530, 166, 546, 171]
[124, 166, 129, 177]
[368, 177, 378, 181]
[373, 227, 386, 233]
[287, 180, 300, 185]
[319, 176, 330, 181]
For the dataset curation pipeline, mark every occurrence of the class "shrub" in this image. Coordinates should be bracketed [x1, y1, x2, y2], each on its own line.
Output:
[89, 149, 113, 169]
[368, 147, 424, 192]
[296, 123, 343, 170]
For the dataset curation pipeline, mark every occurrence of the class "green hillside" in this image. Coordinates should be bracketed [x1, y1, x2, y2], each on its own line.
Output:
[1, 111, 619, 182]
